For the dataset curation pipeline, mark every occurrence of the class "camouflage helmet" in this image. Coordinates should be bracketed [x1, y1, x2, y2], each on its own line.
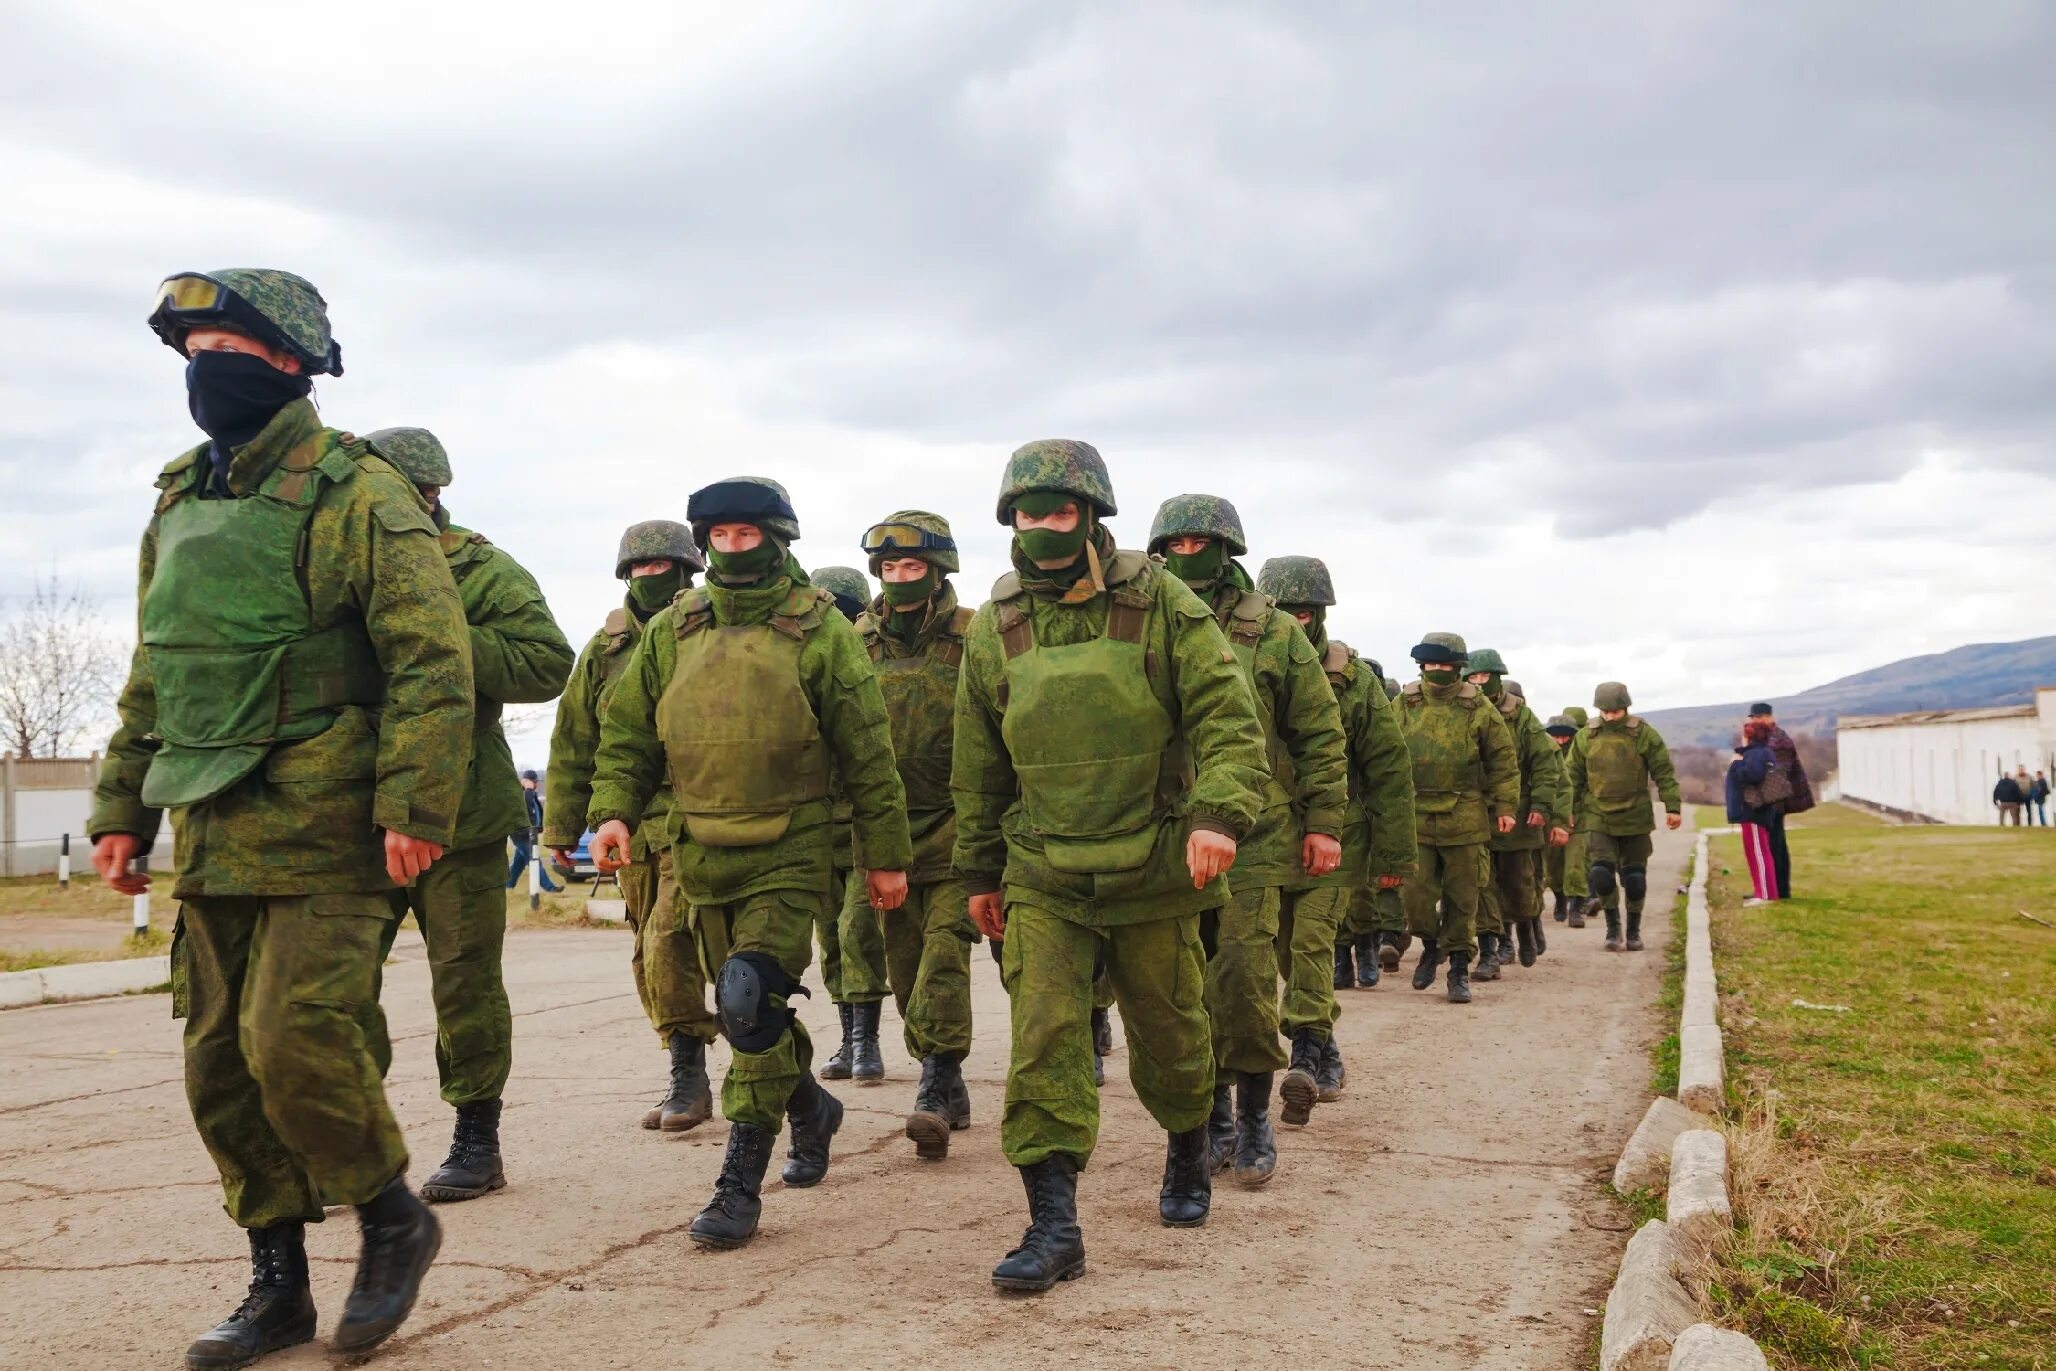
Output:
[1148, 494, 1248, 557]
[363, 428, 452, 488]
[688, 475, 801, 544]
[1594, 681, 1633, 711]
[1562, 706, 1590, 728]
[1255, 555, 1336, 607]
[148, 268, 343, 376]
[1364, 658, 1387, 682]
[1544, 713, 1579, 738]
[1466, 647, 1508, 676]
[1410, 631, 1468, 665]
[614, 519, 705, 579]
[995, 439, 1117, 525]
[862, 509, 960, 575]
[1504, 679, 1525, 698]
[1382, 677, 1401, 697]
[811, 566, 872, 617]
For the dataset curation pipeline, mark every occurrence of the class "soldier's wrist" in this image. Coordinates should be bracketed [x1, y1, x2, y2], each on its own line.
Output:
[1188, 814, 1240, 840]
[963, 873, 1002, 897]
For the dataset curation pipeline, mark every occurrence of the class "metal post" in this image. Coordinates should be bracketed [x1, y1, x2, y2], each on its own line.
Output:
[530, 842, 544, 911]
[58, 833, 70, 889]
[131, 854, 150, 934]
[1, 752, 16, 880]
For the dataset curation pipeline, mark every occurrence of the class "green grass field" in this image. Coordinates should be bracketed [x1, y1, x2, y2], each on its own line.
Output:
[1703, 819, 2056, 1368]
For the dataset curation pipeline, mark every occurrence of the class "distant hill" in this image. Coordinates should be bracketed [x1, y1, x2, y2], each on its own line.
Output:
[1642, 635, 2056, 748]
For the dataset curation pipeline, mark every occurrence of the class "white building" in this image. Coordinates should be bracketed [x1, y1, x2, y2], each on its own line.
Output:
[1, 755, 174, 877]
[1836, 687, 2056, 824]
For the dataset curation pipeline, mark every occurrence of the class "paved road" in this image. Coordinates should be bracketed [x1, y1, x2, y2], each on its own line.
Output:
[0, 821, 1689, 1370]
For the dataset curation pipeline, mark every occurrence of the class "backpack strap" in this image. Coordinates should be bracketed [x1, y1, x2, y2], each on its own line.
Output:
[1455, 681, 1482, 710]
[1322, 640, 1356, 689]
[1106, 582, 1151, 645]
[672, 587, 715, 639]
[933, 606, 976, 667]
[1221, 588, 1269, 648]
[770, 585, 830, 641]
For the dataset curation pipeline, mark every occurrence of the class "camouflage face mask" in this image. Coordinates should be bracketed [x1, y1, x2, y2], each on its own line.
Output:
[881, 566, 937, 607]
[628, 565, 686, 611]
[1162, 542, 1224, 586]
[1015, 524, 1088, 565]
[1422, 665, 1461, 685]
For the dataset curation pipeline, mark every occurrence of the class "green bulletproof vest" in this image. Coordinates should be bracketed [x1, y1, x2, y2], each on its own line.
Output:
[1217, 587, 1297, 799]
[995, 560, 1177, 874]
[862, 606, 972, 815]
[1584, 718, 1647, 804]
[656, 585, 832, 848]
[138, 438, 383, 809]
[1400, 681, 1487, 815]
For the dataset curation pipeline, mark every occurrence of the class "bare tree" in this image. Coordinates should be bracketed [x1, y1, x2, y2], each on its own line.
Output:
[0, 573, 124, 758]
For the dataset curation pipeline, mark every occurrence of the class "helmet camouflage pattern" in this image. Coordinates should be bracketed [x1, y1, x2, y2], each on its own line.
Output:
[1562, 706, 1590, 727]
[811, 565, 872, 605]
[1256, 555, 1336, 607]
[689, 475, 802, 544]
[1148, 494, 1249, 557]
[614, 519, 705, 579]
[1382, 677, 1401, 697]
[150, 267, 343, 376]
[1545, 713, 1579, 736]
[1594, 681, 1633, 711]
[1466, 647, 1508, 676]
[865, 509, 960, 575]
[1411, 631, 1469, 665]
[994, 439, 1118, 524]
[363, 427, 451, 487]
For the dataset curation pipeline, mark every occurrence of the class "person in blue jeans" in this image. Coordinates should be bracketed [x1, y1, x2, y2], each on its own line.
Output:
[2033, 771, 2050, 826]
[508, 771, 562, 891]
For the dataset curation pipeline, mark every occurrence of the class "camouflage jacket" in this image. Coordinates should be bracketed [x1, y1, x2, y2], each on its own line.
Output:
[88, 399, 473, 897]
[853, 580, 972, 884]
[1286, 640, 1417, 888]
[1487, 685, 1570, 852]
[1565, 715, 1682, 836]
[1397, 676, 1521, 847]
[544, 597, 673, 859]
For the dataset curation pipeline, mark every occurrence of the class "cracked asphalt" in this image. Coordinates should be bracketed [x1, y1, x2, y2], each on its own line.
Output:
[0, 821, 1687, 1370]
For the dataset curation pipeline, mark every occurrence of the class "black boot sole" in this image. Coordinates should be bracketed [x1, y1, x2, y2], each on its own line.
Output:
[185, 1321, 316, 1371]
[905, 1110, 952, 1160]
[330, 1212, 442, 1354]
[688, 1219, 760, 1251]
[853, 1068, 885, 1087]
[992, 1256, 1085, 1292]
[641, 1106, 664, 1129]
[782, 1093, 845, 1188]
[1278, 1070, 1316, 1127]
[421, 1169, 506, 1204]
[660, 1096, 714, 1132]
[1378, 944, 1401, 971]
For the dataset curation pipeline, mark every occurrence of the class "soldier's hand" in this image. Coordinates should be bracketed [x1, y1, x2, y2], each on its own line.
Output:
[1187, 828, 1237, 888]
[384, 831, 444, 885]
[1495, 814, 1517, 835]
[1376, 873, 1405, 890]
[970, 892, 1006, 939]
[1665, 812, 1683, 831]
[546, 847, 575, 867]
[1548, 826, 1571, 847]
[1302, 833, 1342, 878]
[92, 833, 149, 896]
[591, 819, 635, 873]
[867, 869, 909, 912]
[1526, 810, 1546, 828]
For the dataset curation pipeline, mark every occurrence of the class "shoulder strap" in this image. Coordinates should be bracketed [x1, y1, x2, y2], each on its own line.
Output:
[856, 611, 884, 662]
[1104, 549, 1152, 585]
[991, 569, 1024, 601]
[1626, 716, 1643, 735]
[770, 585, 831, 641]
[1402, 682, 1424, 704]
[1221, 588, 1268, 647]
[995, 600, 1034, 661]
[1322, 640, 1356, 687]
[1106, 581, 1152, 646]
[931, 606, 976, 668]
[1456, 681, 1482, 710]
[1495, 691, 1519, 720]
[673, 586, 715, 639]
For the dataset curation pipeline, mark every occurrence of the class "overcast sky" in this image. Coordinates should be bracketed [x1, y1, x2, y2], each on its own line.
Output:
[3, 1, 2052, 757]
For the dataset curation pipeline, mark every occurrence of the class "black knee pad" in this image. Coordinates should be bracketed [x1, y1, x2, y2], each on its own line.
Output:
[1588, 862, 1618, 898]
[1622, 867, 1648, 903]
[715, 952, 807, 1054]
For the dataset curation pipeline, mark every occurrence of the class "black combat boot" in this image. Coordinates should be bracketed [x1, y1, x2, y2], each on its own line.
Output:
[1279, 1028, 1323, 1126]
[689, 1122, 774, 1250]
[819, 1002, 855, 1080]
[1552, 891, 1568, 922]
[1604, 908, 1623, 951]
[1205, 1081, 1235, 1174]
[1158, 1126, 1212, 1227]
[905, 1054, 968, 1160]
[658, 1034, 713, 1132]
[849, 1000, 885, 1084]
[991, 1157, 1085, 1292]
[780, 1074, 845, 1187]
[1567, 896, 1587, 929]
[1379, 930, 1405, 972]
[185, 1222, 316, 1369]
[1625, 910, 1644, 952]
[1230, 1071, 1277, 1187]
[1333, 939, 1354, 990]
[1531, 916, 1547, 957]
[1411, 937, 1440, 990]
[1354, 933, 1381, 987]
[1473, 933, 1502, 981]
[945, 1055, 972, 1130]
[1445, 953, 1473, 1004]
[1091, 1006, 1113, 1087]
[332, 1176, 441, 1353]
[421, 1099, 505, 1203]
[1513, 917, 1538, 968]
[1315, 1035, 1346, 1102]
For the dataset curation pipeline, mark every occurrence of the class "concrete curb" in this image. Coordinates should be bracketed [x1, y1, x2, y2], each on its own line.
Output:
[1668, 1323, 1769, 1369]
[1600, 1220, 1700, 1371]
[0, 955, 171, 1009]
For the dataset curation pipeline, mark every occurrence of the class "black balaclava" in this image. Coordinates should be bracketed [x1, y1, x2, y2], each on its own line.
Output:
[185, 350, 312, 495]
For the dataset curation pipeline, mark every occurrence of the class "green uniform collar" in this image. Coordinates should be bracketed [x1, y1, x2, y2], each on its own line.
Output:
[705, 554, 806, 626]
[211, 397, 325, 497]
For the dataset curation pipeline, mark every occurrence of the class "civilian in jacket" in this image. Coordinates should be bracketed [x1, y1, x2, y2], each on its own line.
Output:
[1994, 773, 2026, 826]
[1726, 723, 1778, 904]
[1747, 704, 1810, 898]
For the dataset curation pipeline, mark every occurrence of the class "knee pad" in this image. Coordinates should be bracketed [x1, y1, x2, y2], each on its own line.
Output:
[715, 952, 808, 1054]
[1622, 867, 1648, 903]
[1588, 863, 1618, 898]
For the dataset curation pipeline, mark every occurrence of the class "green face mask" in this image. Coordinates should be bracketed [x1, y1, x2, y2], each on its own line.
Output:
[628, 566, 686, 611]
[1421, 665, 1460, 686]
[1479, 675, 1504, 699]
[881, 566, 937, 607]
[1016, 524, 1089, 565]
[1287, 606, 1326, 651]
[707, 539, 783, 582]
[1161, 543, 1224, 585]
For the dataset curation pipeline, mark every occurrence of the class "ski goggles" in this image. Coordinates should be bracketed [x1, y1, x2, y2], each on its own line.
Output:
[153, 273, 229, 317]
[860, 522, 956, 557]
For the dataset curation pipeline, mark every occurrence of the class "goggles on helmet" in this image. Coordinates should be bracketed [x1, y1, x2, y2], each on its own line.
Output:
[860, 522, 957, 557]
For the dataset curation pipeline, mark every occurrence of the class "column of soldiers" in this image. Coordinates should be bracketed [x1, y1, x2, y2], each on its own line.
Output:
[83, 269, 1684, 1368]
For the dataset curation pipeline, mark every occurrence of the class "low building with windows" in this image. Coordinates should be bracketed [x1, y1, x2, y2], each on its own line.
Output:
[1836, 688, 2056, 824]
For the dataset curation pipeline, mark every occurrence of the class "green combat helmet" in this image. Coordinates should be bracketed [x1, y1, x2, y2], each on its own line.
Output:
[363, 428, 452, 487]
[861, 509, 960, 574]
[1467, 648, 1508, 677]
[687, 475, 802, 544]
[1562, 706, 1590, 728]
[614, 519, 705, 578]
[1545, 713, 1579, 739]
[1255, 555, 1336, 607]
[994, 439, 1117, 524]
[812, 566, 872, 621]
[1147, 494, 1249, 557]
[1594, 681, 1633, 711]
[148, 268, 344, 375]
[1382, 677, 1401, 697]
[1410, 631, 1469, 665]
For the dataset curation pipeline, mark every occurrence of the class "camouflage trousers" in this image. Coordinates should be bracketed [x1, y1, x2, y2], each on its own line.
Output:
[372, 840, 511, 1105]
[694, 887, 821, 1132]
[1480, 848, 1541, 937]
[1201, 883, 1287, 1073]
[1588, 831, 1656, 915]
[844, 873, 975, 1061]
[176, 892, 407, 1228]
[1343, 882, 1407, 945]
[999, 897, 1213, 1168]
[618, 848, 718, 1043]
[815, 863, 889, 1004]
[1403, 842, 1486, 959]
[1545, 831, 1591, 899]
[1275, 884, 1350, 1040]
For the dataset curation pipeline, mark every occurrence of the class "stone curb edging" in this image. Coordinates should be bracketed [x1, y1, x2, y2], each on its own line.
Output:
[1599, 827, 1769, 1371]
[0, 954, 172, 1010]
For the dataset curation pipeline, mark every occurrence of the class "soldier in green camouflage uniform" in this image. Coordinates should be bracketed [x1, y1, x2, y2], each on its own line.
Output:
[1548, 706, 1594, 924]
[1146, 497, 1348, 1184]
[90, 270, 466, 1364]
[1257, 557, 1416, 1105]
[589, 477, 912, 1251]
[544, 520, 720, 1131]
[955, 442, 1268, 1292]
[1462, 650, 1570, 976]
[1336, 656, 1414, 979]
[360, 428, 573, 1201]
[1542, 712, 1583, 921]
[843, 512, 982, 1158]
[1395, 633, 1521, 1004]
[1564, 682, 1682, 951]
[808, 565, 894, 1085]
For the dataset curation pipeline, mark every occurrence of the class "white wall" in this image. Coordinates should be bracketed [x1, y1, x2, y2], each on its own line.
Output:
[0, 785, 174, 877]
[1838, 715, 2050, 825]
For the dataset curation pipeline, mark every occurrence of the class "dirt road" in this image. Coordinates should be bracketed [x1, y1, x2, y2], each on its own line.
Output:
[0, 821, 1688, 1370]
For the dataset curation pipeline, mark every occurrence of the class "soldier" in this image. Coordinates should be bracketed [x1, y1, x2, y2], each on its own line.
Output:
[1551, 706, 1594, 925]
[1564, 682, 1683, 951]
[808, 565, 894, 1085]
[955, 442, 1268, 1291]
[1463, 651, 1569, 975]
[1257, 558, 1415, 1103]
[845, 512, 980, 1158]
[588, 477, 912, 1250]
[1395, 633, 1520, 1004]
[361, 427, 573, 1200]
[543, 521, 719, 1132]
[1542, 713, 1581, 922]
[90, 269, 471, 1363]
